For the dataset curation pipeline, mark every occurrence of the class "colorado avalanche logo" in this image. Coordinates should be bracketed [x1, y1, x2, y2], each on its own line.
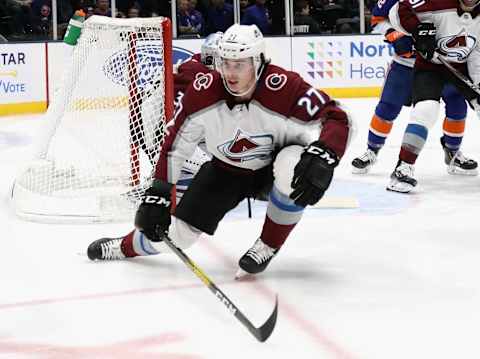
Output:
[217, 129, 274, 162]
[265, 73, 287, 91]
[193, 73, 213, 91]
[437, 33, 477, 62]
[103, 43, 164, 91]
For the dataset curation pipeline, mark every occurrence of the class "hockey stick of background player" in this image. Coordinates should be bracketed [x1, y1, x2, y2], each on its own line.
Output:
[159, 232, 278, 342]
[434, 52, 480, 98]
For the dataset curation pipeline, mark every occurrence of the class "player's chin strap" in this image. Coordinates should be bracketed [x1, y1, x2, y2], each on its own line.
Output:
[223, 78, 257, 97]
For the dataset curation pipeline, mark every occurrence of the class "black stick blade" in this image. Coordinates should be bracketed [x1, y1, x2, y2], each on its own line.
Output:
[251, 295, 278, 342]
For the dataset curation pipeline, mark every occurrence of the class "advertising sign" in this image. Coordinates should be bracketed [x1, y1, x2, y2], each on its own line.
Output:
[2, 34, 394, 116]
[0, 44, 47, 115]
[291, 34, 392, 97]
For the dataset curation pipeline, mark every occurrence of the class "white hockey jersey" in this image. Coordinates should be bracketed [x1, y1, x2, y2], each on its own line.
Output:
[155, 64, 351, 184]
[389, 0, 480, 83]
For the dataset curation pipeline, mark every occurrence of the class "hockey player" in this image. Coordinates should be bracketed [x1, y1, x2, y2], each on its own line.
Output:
[351, 0, 477, 177]
[173, 32, 223, 198]
[87, 24, 352, 276]
[174, 31, 223, 104]
[386, 0, 480, 192]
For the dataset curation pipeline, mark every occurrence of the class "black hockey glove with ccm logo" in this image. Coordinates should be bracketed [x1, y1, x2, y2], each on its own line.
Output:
[134, 180, 173, 241]
[290, 141, 339, 207]
[412, 22, 437, 61]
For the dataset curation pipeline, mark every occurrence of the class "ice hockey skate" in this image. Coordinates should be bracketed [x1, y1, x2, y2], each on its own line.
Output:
[351, 149, 377, 174]
[87, 237, 128, 261]
[441, 138, 478, 176]
[387, 160, 417, 193]
[235, 238, 279, 279]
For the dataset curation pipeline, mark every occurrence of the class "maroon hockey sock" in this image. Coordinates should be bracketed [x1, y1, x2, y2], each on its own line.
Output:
[120, 230, 139, 258]
[399, 147, 417, 164]
[260, 215, 297, 249]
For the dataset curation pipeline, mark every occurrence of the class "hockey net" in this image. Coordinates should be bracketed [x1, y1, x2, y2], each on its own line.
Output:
[12, 15, 173, 223]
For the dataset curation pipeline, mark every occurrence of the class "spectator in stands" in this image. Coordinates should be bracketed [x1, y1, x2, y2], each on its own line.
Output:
[177, 0, 203, 37]
[205, 0, 233, 35]
[8, 0, 36, 39]
[94, 0, 111, 16]
[239, 0, 249, 17]
[188, 0, 205, 32]
[127, 4, 140, 17]
[32, 3, 51, 37]
[0, 1, 15, 38]
[315, 0, 349, 33]
[2, 0, 27, 36]
[241, 0, 271, 34]
[31, 0, 71, 23]
[294, 0, 320, 34]
[116, 9, 127, 17]
[85, 5, 95, 18]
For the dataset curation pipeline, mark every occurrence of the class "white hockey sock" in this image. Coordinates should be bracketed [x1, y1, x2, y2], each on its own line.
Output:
[132, 218, 202, 255]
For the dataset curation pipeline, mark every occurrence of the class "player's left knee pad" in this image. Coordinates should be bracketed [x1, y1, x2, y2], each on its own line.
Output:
[270, 145, 305, 224]
[149, 217, 202, 253]
[410, 100, 440, 129]
[170, 218, 202, 249]
[273, 145, 303, 197]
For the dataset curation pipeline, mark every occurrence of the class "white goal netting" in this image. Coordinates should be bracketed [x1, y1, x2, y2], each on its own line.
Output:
[12, 16, 173, 223]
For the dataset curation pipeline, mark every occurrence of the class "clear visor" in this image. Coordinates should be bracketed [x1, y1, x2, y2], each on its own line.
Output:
[217, 57, 254, 73]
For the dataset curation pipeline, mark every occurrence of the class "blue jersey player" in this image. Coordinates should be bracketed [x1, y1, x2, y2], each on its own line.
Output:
[351, 0, 477, 178]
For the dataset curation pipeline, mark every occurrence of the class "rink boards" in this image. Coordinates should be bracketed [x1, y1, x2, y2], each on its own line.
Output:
[0, 34, 392, 116]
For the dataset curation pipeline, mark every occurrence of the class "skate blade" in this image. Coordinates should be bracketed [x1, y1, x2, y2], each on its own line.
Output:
[351, 166, 370, 175]
[386, 180, 415, 193]
[235, 268, 254, 280]
[447, 167, 479, 176]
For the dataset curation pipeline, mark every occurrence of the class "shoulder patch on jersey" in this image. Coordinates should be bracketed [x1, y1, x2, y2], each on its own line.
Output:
[193, 73, 214, 91]
[194, 72, 207, 80]
[265, 73, 288, 91]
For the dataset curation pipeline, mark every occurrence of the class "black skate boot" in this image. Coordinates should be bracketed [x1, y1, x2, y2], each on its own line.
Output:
[441, 137, 478, 176]
[386, 160, 417, 193]
[87, 237, 127, 261]
[236, 238, 279, 278]
[351, 149, 377, 174]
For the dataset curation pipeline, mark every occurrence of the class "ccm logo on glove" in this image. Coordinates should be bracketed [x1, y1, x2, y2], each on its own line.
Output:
[305, 145, 337, 165]
[143, 195, 171, 206]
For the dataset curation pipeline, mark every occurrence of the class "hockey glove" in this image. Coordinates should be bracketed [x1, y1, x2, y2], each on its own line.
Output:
[385, 28, 414, 58]
[290, 141, 339, 207]
[134, 180, 173, 241]
[412, 22, 437, 61]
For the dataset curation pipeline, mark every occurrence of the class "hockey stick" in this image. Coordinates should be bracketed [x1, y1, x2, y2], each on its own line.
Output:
[434, 53, 480, 98]
[160, 233, 278, 342]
